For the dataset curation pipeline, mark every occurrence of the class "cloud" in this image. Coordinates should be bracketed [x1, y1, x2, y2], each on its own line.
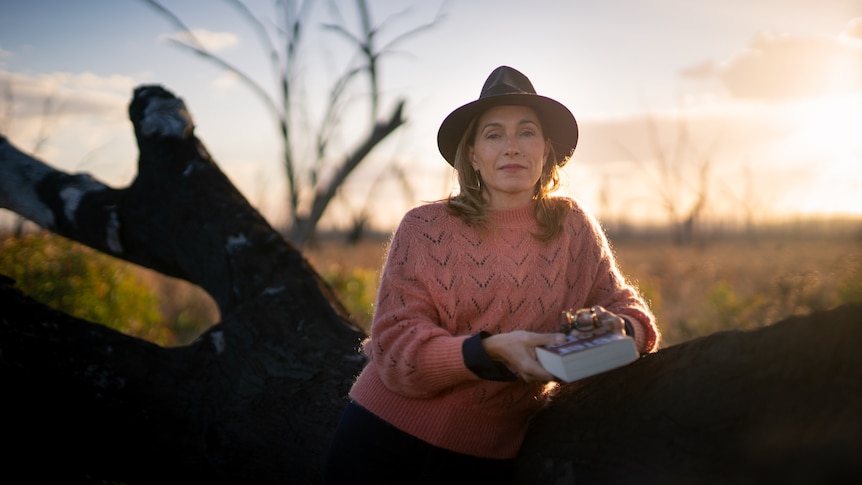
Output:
[159, 28, 239, 53]
[690, 18, 862, 101]
[1, 70, 134, 120]
[0, 47, 11, 70]
[845, 17, 862, 40]
[679, 60, 717, 79]
[211, 70, 241, 90]
[0, 70, 141, 187]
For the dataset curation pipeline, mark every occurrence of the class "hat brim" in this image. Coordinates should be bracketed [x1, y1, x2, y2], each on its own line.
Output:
[437, 93, 578, 166]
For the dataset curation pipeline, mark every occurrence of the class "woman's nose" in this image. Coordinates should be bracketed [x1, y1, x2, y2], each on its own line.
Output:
[504, 135, 520, 154]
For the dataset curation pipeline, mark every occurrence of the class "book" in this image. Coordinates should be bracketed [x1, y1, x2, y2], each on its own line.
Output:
[536, 332, 639, 383]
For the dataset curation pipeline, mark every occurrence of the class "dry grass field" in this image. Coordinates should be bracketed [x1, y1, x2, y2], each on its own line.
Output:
[612, 237, 862, 345]
[4, 224, 859, 348]
[305, 229, 862, 347]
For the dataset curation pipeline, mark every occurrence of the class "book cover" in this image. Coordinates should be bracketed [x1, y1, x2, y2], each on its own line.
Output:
[536, 332, 639, 383]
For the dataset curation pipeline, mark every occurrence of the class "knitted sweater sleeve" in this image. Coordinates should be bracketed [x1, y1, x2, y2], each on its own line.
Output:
[363, 214, 479, 399]
[577, 207, 660, 353]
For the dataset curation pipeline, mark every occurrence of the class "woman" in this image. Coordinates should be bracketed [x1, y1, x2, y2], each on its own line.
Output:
[324, 66, 659, 483]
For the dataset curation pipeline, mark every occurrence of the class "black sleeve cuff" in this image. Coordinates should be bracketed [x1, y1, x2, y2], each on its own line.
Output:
[463, 332, 518, 382]
[622, 316, 635, 338]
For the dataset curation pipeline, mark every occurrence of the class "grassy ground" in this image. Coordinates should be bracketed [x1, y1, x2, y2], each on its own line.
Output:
[304, 232, 862, 347]
[613, 237, 862, 345]
[5, 226, 858, 348]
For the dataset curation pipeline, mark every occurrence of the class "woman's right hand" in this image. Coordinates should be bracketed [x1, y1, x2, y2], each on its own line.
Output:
[481, 330, 566, 382]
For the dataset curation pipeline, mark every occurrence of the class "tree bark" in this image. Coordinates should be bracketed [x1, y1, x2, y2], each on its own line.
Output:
[2, 84, 861, 484]
[516, 303, 862, 484]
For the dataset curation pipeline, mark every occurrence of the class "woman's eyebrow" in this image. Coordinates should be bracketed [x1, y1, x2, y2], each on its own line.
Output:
[479, 119, 540, 132]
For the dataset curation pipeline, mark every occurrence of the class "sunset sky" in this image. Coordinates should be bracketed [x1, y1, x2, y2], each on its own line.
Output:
[2, 0, 861, 232]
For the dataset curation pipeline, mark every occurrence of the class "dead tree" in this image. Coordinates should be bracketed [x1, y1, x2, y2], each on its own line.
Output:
[620, 114, 714, 245]
[2, 85, 861, 484]
[143, 0, 441, 247]
[0, 85, 367, 484]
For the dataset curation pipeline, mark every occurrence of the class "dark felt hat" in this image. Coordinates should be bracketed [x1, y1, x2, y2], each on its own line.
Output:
[437, 66, 579, 166]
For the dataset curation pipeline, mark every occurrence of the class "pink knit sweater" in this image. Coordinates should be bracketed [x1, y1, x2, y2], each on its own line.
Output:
[349, 199, 658, 459]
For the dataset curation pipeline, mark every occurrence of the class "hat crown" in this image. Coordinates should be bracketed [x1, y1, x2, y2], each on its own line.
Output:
[437, 66, 578, 166]
[480, 66, 537, 98]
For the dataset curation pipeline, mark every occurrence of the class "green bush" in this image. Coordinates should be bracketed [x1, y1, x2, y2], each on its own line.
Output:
[838, 265, 862, 305]
[705, 281, 768, 330]
[322, 266, 378, 334]
[0, 232, 173, 344]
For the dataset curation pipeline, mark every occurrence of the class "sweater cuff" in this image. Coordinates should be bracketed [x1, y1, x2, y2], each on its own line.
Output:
[621, 315, 649, 355]
[622, 316, 635, 338]
[462, 332, 518, 382]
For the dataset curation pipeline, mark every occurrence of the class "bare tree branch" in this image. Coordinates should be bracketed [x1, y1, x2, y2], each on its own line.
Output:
[620, 113, 718, 244]
[292, 99, 405, 244]
[141, 0, 440, 247]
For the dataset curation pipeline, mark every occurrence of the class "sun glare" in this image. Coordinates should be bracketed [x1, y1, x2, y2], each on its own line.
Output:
[786, 95, 862, 216]
[793, 96, 862, 158]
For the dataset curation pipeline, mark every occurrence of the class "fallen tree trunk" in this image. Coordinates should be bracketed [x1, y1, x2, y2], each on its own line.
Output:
[0, 85, 366, 484]
[517, 303, 862, 484]
[1, 85, 861, 484]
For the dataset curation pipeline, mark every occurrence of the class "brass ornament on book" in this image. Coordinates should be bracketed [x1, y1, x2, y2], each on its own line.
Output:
[542, 306, 639, 383]
[560, 307, 609, 335]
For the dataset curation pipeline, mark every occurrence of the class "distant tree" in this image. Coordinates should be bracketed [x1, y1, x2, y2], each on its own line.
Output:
[621, 114, 715, 245]
[719, 161, 765, 241]
[342, 160, 414, 244]
[142, 0, 442, 247]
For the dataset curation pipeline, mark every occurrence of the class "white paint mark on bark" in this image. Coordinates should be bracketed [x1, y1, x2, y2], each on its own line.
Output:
[140, 97, 194, 138]
[106, 206, 123, 254]
[263, 286, 285, 295]
[58, 174, 106, 229]
[226, 233, 251, 253]
[59, 186, 85, 222]
[210, 330, 226, 354]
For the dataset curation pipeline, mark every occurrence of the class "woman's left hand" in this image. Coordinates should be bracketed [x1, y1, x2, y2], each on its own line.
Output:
[481, 330, 565, 383]
[567, 305, 626, 338]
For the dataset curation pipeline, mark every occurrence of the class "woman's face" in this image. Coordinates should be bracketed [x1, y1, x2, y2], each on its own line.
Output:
[469, 104, 550, 209]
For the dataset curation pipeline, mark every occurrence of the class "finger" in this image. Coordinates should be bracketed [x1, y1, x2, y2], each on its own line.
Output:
[536, 332, 567, 346]
[573, 308, 596, 332]
[594, 308, 624, 333]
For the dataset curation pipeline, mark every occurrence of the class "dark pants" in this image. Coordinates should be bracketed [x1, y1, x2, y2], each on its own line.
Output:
[323, 401, 515, 484]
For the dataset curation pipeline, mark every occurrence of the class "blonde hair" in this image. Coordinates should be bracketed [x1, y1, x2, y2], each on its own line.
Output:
[445, 111, 573, 242]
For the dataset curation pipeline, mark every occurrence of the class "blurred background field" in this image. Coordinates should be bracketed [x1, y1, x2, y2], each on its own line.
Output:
[613, 236, 862, 345]
[2, 221, 861, 348]
[305, 221, 862, 347]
